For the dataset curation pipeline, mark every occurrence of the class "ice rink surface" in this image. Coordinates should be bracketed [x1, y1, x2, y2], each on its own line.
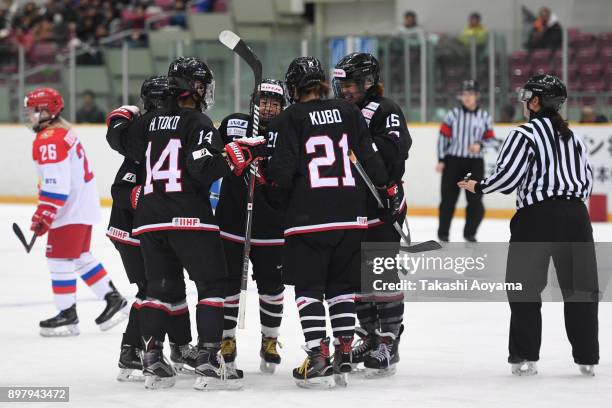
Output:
[1, 203, 611, 408]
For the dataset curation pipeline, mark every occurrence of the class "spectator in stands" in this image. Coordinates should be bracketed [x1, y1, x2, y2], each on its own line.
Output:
[526, 7, 562, 51]
[399, 11, 422, 34]
[459, 12, 487, 46]
[76, 90, 105, 123]
[579, 106, 608, 123]
[169, 0, 187, 28]
[500, 104, 516, 122]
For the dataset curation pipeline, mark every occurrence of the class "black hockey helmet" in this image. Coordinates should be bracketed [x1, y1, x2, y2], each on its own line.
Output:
[518, 74, 567, 111]
[285, 57, 325, 103]
[251, 78, 286, 124]
[332, 52, 380, 101]
[167, 56, 215, 111]
[461, 79, 480, 93]
[140, 75, 169, 112]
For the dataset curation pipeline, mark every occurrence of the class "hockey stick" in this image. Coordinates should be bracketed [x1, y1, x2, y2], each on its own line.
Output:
[347, 151, 442, 253]
[219, 30, 263, 329]
[12, 223, 37, 253]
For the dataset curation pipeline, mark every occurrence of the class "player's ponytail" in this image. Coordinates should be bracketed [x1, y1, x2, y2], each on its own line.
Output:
[547, 109, 573, 141]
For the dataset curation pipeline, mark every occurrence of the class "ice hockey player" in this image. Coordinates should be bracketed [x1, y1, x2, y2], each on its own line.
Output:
[216, 79, 286, 375]
[333, 52, 412, 377]
[25, 87, 127, 337]
[106, 56, 268, 390]
[106, 76, 199, 382]
[266, 57, 396, 388]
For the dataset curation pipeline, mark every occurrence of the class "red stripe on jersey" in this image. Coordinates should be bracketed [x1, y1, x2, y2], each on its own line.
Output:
[284, 223, 368, 237]
[198, 299, 224, 308]
[440, 123, 452, 138]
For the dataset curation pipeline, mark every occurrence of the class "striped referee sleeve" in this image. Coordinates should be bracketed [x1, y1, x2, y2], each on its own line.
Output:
[437, 109, 455, 161]
[476, 130, 532, 194]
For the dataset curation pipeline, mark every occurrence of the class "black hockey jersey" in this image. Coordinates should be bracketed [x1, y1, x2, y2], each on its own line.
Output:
[359, 95, 412, 225]
[107, 158, 141, 246]
[267, 98, 389, 237]
[105, 112, 154, 246]
[107, 106, 231, 236]
[215, 113, 284, 245]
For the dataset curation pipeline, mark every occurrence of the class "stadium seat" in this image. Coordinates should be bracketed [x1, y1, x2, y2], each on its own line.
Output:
[574, 46, 599, 66]
[532, 64, 556, 76]
[600, 46, 612, 65]
[29, 42, 59, 64]
[508, 50, 529, 67]
[580, 63, 603, 81]
[530, 49, 552, 66]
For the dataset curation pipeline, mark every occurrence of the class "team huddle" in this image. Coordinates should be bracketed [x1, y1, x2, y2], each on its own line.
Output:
[25, 52, 411, 391]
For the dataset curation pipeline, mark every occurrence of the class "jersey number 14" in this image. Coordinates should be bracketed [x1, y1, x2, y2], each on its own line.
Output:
[144, 139, 182, 194]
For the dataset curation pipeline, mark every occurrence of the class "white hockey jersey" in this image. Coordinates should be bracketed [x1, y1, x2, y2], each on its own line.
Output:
[32, 126, 101, 228]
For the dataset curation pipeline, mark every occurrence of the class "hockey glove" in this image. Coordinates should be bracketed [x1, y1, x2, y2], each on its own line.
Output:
[106, 105, 140, 128]
[377, 183, 402, 224]
[30, 204, 57, 236]
[243, 160, 267, 187]
[224, 136, 269, 176]
[130, 186, 142, 210]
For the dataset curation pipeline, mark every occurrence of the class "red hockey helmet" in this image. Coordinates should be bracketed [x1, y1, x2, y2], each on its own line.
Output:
[24, 87, 64, 131]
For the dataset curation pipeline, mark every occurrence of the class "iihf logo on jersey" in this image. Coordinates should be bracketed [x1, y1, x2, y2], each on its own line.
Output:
[172, 217, 200, 227]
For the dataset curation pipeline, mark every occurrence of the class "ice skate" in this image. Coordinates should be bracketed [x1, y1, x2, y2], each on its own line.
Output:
[333, 336, 353, 387]
[220, 337, 244, 379]
[579, 364, 595, 377]
[39, 304, 80, 337]
[260, 335, 282, 374]
[194, 343, 243, 391]
[170, 342, 198, 375]
[511, 361, 538, 376]
[95, 284, 129, 331]
[364, 326, 403, 379]
[350, 327, 375, 372]
[117, 344, 144, 382]
[293, 338, 335, 389]
[142, 338, 176, 389]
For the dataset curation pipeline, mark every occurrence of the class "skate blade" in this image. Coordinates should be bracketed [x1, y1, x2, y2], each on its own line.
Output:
[349, 363, 365, 375]
[511, 363, 538, 377]
[172, 363, 197, 376]
[144, 374, 176, 389]
[579, 365, 595, 377]
[117, 368, 145, 382]
[364, 364, 397, 379]
[334, 373, 349, 387]
[39, 325, 80, 337]
[98, 305, 130, 332]
[295, 376, 335, 390]
[193, 376, 243, 391]
[260, 359, 278, 374]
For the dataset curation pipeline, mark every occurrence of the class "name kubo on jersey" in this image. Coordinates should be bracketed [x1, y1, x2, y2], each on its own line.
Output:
[267, 98, 389, 237]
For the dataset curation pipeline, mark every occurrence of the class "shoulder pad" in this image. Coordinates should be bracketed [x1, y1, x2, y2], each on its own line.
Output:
[361, 101, 381, 125]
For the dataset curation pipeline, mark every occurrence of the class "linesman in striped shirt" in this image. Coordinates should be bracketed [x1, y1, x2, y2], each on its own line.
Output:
[436, 80, 494, 242]
[459, 74, 598, 377]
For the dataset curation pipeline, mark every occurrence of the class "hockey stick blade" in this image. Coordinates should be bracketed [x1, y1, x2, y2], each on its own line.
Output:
[400, 240, 442, 254]
[219, 30, 262, 79]
[12, 223, 37, 253]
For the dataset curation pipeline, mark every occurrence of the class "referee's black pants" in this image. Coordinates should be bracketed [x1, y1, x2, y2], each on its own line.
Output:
[506, 198, 599, 365]
[438, 156, 484, 239]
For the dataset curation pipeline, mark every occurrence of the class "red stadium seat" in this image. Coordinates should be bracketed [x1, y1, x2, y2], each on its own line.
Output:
[580, 63, 603, 80]
[29, 42, 58, 64]
[530, 49, 552, 66]
[508, 50, 529, 67]
[532, 64, 556, 76]
[574, 46, 598, 64]
[600, 46, 612, 65]
[598, 32, 612, 48]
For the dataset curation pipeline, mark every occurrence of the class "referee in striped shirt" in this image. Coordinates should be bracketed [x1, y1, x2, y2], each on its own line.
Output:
[437, 80, 494, 242]
[459, 74, 599, 377]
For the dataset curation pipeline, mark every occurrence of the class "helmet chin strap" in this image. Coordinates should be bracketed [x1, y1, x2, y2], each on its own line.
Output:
[33, 115, 56, 132]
